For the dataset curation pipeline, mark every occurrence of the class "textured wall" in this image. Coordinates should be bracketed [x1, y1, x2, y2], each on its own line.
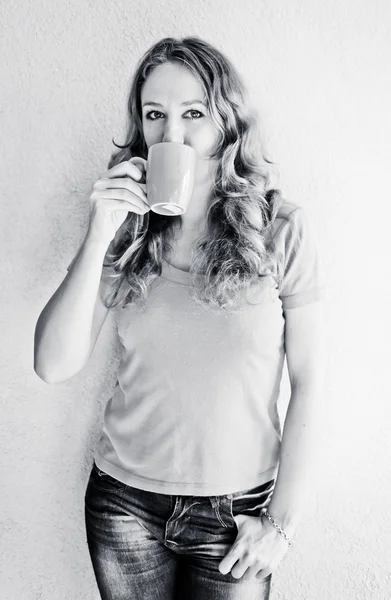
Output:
[1, 0, 390, 598]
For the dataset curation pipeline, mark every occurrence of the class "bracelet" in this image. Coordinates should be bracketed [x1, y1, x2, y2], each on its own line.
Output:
[261, 509, 292, 547]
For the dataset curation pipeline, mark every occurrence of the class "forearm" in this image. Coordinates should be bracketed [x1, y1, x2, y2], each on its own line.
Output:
[34, 231, 109, 382]
[266, 381, 324, 540]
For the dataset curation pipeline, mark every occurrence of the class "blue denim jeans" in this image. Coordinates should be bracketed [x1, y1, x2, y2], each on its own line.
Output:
[85, 462, 275, 599]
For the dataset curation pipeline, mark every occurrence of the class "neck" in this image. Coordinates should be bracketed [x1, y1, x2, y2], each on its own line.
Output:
[178, 178, 213, 236]
[179, 214, 207, 234]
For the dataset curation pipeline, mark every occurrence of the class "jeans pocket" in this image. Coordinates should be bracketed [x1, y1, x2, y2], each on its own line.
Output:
[89, 462, 128, 493]
[230, 480, 275, 518]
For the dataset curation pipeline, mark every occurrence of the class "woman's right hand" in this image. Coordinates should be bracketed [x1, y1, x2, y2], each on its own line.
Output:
[88, 159, 150, 244]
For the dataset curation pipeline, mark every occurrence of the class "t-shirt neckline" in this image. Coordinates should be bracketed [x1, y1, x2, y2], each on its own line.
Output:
[161, 259, 193, 286]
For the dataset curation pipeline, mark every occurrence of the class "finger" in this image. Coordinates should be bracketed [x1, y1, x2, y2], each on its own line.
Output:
[103, 199, 148, 215]
[218, 547, 241, 575]
[90, 190, 150, 214]
[103, 160, 144, 181]
[129, 157, 147, 178]
[95, 182, 149, 210]
[255, 568, 273, 581]
[230, 558, 252, 580]
[96, 177, 148, 206]
[245, 563, 268, 580]
[95, 188, 149, 211]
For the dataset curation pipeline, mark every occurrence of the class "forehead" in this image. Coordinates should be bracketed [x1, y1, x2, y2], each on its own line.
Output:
[141, 61, 205, 103]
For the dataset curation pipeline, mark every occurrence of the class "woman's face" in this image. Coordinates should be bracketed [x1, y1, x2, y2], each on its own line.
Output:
[140, 61, 221, 184]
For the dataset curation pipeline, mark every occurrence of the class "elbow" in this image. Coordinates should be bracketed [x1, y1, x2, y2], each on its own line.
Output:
[33, 364, 82, 384]
[33, 333, 87, 384]
[33, 364, 63, 384]
[33, 355, 86, 384]
[34, 340, 59, 383]
[33, 359, 63, 384]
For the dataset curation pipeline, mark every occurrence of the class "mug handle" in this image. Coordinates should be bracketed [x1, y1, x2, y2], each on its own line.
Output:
[129, 156, 147, 183]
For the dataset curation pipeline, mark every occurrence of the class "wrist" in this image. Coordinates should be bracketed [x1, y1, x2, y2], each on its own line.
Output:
[84, 228, 111, 253]
[261, 507, 296, 546]
[266, 502, 300, 537]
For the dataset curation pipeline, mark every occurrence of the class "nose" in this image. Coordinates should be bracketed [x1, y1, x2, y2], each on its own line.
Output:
[162, 117, 185, 144]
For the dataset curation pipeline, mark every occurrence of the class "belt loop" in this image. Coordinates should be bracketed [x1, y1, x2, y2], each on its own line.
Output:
[209, 495, 218, 510]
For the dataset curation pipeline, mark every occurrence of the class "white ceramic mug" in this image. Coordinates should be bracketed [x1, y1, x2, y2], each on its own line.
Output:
[130, 142, 197, 216]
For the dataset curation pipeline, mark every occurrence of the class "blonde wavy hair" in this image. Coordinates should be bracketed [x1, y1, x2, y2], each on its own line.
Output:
[102, 36, 282, 311]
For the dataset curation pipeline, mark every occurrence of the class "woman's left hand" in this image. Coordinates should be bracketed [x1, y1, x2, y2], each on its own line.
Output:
[218, 514, 291, 580]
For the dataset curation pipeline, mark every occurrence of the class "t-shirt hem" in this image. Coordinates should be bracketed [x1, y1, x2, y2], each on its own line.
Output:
[94, 452, 279, 497]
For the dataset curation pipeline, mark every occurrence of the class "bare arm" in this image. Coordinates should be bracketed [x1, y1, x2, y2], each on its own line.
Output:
[266, 300, 327, 539]
[34, 157, 150, 384]
[218, 300, 327, 580]
[34, 232, 110, 384]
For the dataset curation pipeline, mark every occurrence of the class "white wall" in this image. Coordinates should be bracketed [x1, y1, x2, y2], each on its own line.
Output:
[1, 0, 390, 598]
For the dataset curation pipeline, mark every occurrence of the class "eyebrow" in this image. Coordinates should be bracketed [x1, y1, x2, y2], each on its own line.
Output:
[142, 100, 206, 108]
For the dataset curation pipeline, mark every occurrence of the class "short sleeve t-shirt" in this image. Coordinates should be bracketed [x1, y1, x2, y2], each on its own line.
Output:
[76, 199, 323, 496]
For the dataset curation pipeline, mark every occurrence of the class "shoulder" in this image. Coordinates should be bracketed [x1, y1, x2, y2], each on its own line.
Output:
[269, 197, 308, 242]
[272, 197, 304, 226]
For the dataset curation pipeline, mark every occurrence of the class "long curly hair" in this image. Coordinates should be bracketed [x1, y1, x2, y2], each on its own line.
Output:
[102, 36, 282, 311]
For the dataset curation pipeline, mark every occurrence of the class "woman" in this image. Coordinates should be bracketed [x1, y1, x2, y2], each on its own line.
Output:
[34, 36, 325, 600]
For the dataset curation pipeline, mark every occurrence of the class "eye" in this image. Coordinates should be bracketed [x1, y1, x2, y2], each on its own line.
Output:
[185, 110, 204, 120]
[144, 109, 205, 121]
[145, 110, 164, 121]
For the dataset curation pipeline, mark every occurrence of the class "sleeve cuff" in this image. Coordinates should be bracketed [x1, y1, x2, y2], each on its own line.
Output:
[281, 287, 322, 309]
